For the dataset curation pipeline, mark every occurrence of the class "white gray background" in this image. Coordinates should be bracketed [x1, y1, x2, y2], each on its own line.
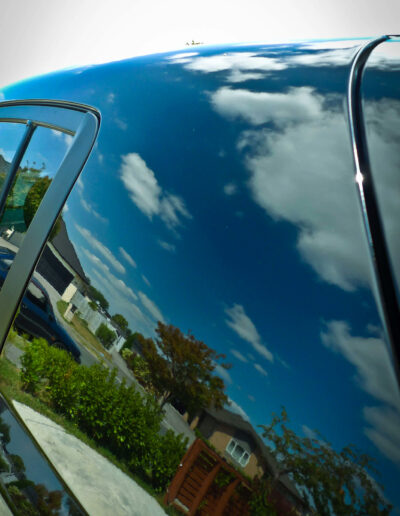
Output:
[0, 0, 399, 88]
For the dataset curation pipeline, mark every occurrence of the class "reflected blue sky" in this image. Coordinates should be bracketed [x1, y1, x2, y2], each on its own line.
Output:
[2, 41, 400, 510]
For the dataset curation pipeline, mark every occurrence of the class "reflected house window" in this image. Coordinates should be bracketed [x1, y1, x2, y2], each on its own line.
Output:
[226, 438, 250, 467]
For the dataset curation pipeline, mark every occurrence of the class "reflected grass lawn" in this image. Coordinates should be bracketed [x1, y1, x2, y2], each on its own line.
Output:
[56, 300, 112, 361]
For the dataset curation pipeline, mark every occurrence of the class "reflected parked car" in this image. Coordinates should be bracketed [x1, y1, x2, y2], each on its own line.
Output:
[0, 251, 81, 362]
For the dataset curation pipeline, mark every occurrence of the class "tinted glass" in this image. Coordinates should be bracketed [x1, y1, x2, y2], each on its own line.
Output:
[0, 122, 26, 193]
[0, 125, 69, 290]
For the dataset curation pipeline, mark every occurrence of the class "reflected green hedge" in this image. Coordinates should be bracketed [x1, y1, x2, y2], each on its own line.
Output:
[20, 338, 187, 491]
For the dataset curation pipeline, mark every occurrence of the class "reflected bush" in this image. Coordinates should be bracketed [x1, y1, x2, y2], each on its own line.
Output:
[20, 339, 187, 491]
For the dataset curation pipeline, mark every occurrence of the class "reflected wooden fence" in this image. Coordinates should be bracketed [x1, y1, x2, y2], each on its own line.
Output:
[164, 438, 252, 515]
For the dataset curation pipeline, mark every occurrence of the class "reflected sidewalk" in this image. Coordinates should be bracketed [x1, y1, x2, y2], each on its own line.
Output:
[12, 401, 166, 516]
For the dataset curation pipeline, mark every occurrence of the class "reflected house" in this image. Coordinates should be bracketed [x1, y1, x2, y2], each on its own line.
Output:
[66, 291, 126, 351]
[37, 218, 88, 302]
[191, 407, 305, 510]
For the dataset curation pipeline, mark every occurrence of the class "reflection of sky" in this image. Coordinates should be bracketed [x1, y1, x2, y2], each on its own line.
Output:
[0, 123, 26, 164]
[2, 42, 400, 510]
[0, 123, 69, 176]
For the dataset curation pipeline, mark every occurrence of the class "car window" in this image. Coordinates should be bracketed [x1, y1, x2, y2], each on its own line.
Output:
[0, 122, 26, 194]
[0, 125, 69, 289]
[25, 282, 47, 310]
[0, 102, 99, 514]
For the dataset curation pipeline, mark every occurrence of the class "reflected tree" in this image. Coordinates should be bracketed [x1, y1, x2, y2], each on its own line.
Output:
[95, 323, 116, 349]
[87, 284, 109, 311]
[142, 321, 231, 413]
[259, 408, 392, 515]
[23, 175, 61, 239]
[111, 313, 129, 333]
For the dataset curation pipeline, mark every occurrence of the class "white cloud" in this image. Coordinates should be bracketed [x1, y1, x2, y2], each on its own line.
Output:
[302, 425, 318, 440]
[276, 355, 290, 369]
[212, 86, 321, 126]
[0, 91, 4, 100]
[138, 291, 164, 323]
[80, 198, 108, 224]
[76, 224, 126, 274]
[225, 304, 273, 362]
[254, 363, 268, 376]
[185, 52, 286, 78]
[364, 406, 400, 465]
[228, 70, 265, 83]
[119, 246, 137, 268]
[367, 43, 400, 71]
[223, 182, 237, 196]
[321, 320, 400, 466]
[214, 90, 400, 294]
[76, 177, 84, 191]
[64, 133, 73, 147]
[288, 48, 357, 68]
[107, 92, 115, 103]
[0, 148, 13, 162]
[181, 46, 359, 82]
[142, 274, 151, 287]
[214, 86, 373, 292]
[321, 321, 400, 410]
[51, 129, 63, 138]
[167, 52, 199, 62]
[115, 118, 128, 130]
[158, 240, 176, 253]
[230, 348, 248, 362]
[227, 398, 250, 422]
[120, 153, 191, 229]
[83, 248, 137, 301]
[51, 128, 73, 148]
[121, 154, 162, 217]
[75, 177, 107, 223]
[215, 363, 232, 385]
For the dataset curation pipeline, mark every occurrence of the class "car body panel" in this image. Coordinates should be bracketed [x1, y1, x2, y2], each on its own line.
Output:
[0, 39, 399, 513]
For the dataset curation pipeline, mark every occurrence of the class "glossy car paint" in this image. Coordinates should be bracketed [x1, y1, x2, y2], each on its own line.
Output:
[0, 39, 399, 513]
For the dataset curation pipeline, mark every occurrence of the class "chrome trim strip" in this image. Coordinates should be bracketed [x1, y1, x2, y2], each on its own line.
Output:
[0, 103, 100, 350]
[0, 120, 36, 218]
[347, 35, 400, 386]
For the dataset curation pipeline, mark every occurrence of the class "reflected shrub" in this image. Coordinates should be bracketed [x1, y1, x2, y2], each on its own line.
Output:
[20, 339, 187, 491]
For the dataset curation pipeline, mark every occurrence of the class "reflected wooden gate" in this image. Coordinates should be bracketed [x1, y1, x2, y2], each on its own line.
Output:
[164, 439, 252, 515]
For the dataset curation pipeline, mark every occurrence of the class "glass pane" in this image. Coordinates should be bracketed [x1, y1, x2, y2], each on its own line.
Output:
[232, 444, 245, 461]
[227, 439, 235, 454]
[240, 452, 249, 466]
[0, 125, 69, 290]
[0, 122, 26, 194]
